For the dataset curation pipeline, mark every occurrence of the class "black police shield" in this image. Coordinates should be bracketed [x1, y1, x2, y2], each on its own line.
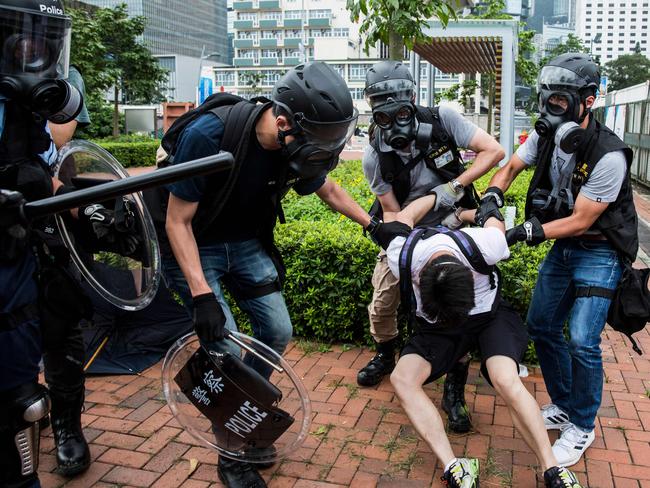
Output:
[53, 140, 160, 311]
[162, 332, 312, 464]
[174, 347, 294, 451]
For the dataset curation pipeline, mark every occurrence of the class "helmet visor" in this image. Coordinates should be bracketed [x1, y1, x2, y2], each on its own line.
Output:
[538, 66, 589, 92]
[0, 5, 71, 79]
[365, 79, 415, 109]
[294, 107, 359, 151]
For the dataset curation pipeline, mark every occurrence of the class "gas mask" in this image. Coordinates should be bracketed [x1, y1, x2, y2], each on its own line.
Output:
[279, 133, 341, 180]
[277, 107, 358, 180]
[534, 66, 592, 154]
[373, 102, 433, 151]
[0, 3, 83, 123]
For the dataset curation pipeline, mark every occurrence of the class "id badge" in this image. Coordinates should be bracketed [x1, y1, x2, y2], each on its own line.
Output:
[434, 150, 454, 168]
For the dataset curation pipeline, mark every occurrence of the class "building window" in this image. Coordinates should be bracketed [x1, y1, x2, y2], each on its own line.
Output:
[349, 64, 372, 81]
[215, 71, 235, 85]
[261, 30, 281, 39]
[237, 12, 256, 20]
[261, 49, 280, 58]
[349, 88, 364, 100]
[310, 29, 331, 37]
[332, 28, 350, 37]
[239, 49, 258, 59]
[260, 11, 282, 20]
[285, 48, 300, 57]
[309, 9, 331, 18]
[237, 31, 258, 39]
[284, 10, 304, 19]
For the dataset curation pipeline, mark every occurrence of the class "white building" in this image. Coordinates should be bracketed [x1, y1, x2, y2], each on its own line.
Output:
[214, 0, 462, 115]
[576, 0, 650, 63]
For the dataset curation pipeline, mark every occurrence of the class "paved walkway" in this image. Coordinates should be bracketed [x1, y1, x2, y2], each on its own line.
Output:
[37, 327, 650, 488]
[37, 186, 650, 487]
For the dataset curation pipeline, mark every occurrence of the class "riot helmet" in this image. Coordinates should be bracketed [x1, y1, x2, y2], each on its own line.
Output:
[272, 62, 358, 180]
[535, 53, 600, 153]
[0, 0, 82, 123]
[364, 60, 429, 150]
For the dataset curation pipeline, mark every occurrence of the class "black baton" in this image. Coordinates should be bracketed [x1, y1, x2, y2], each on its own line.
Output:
[24, 152, 234, 220]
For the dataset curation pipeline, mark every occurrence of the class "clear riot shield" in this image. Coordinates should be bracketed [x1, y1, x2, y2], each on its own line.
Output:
[53, 140, 160, 311]
[162, 332, 312, 464]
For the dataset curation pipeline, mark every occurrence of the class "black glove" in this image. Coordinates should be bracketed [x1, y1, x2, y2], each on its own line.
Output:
[192, 293, 227, 342]
[366, 217, 413, 250]
[0, 189, 29, 261]
[475, 186, 505, 227]
[505, 217, 545, 246]
[78, 202, 143, 258]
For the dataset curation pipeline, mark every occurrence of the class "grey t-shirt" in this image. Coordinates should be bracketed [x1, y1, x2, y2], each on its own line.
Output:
[515, 130, 627, 203]
[362, 105, 478, 210]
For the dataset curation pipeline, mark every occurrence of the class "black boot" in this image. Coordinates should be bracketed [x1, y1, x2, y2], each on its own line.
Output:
[442, 359, 472, 433]
[218, 457, 267, 488]
[357, 338, 397, 387]
[50, 390, 90, 477]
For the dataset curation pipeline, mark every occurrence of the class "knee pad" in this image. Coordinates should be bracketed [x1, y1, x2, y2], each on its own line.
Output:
[0, 382, 50, 487]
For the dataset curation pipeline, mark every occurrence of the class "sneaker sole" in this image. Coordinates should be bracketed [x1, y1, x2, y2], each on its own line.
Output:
[545, 422, 570, 431]
[554, 436, 595, 467]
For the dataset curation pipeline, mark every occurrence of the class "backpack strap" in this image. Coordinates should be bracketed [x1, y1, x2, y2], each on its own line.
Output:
[193, 101, 269, 237]
[398, 228, 428, 333]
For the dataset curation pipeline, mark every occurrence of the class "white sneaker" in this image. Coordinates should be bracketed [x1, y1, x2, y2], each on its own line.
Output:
[541, 404, 570, 430]
[552, 424, 595, 467]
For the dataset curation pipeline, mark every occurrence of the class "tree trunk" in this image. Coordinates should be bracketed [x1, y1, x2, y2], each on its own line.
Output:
[388, 28, 404, 61]
[113, 85, 120, 137]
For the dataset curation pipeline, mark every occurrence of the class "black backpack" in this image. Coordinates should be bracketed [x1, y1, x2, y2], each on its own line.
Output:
[145, 94, 290, 288]
[398, 226, 499, 331]
[577, 263, 650, 355]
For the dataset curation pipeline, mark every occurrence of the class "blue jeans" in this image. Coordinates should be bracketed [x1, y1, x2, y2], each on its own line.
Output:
[163, 238, 292, 378]
[527, 238, 622, 431]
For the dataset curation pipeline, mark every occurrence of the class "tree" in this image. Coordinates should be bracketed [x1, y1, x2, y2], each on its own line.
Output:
[603, 53, 650, 91]
[539, 34, 589, 67]
[346, 0, 459, 60]
[69, 5, 167, 136]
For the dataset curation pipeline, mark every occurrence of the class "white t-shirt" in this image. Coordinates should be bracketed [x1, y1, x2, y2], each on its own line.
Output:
[386, 227, 510, 321]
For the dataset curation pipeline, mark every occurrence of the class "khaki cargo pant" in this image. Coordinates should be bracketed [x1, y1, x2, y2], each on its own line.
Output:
[368, 250, 401, 343]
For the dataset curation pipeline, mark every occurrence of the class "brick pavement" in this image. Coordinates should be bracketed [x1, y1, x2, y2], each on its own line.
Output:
[38, 323, 650, 488]
[37, 189, 650, 487]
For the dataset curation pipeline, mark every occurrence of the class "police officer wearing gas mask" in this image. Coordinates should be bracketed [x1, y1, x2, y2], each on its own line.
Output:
[359, 60, 504, 434]
[483, 53, 638, 468]
[0, 1, 139, 485]
[163, 62, 373, 488]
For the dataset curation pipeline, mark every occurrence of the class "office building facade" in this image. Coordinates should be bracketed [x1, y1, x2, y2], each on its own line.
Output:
[84, 0, 228, 101]
[576, 0, 650, 63]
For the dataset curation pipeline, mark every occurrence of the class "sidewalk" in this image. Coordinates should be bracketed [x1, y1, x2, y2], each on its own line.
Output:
[38, 323, 650, 487]
[35, 180, 650, 487]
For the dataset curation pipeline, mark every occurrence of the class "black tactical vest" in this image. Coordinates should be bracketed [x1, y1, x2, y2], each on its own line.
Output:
[526, 117, 638, 262]
[369, 105, 478, 214]
[0, 100, 54, 202]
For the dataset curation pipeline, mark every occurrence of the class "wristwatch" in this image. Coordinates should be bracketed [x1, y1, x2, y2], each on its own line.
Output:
[365, 215, 381, 235]
[449, 179, 464, 194]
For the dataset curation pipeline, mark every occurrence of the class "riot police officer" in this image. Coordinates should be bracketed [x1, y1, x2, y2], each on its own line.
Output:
[359, 60, 505, 433]
[485, 53, 638, 467]
[0, 1, 136, 485]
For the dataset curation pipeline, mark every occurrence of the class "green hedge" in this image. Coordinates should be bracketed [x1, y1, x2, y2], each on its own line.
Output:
[93, 140, 158, 168]
[229, 160, 548, 363]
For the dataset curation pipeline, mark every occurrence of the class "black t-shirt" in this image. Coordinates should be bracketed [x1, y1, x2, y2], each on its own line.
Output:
[166, 110, 325, 245]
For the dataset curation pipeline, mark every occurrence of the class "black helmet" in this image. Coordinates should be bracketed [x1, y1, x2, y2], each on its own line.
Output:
[538, 53, 600, 97]
[272, 61, 358, 151]
[364, 60, 415, 109]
